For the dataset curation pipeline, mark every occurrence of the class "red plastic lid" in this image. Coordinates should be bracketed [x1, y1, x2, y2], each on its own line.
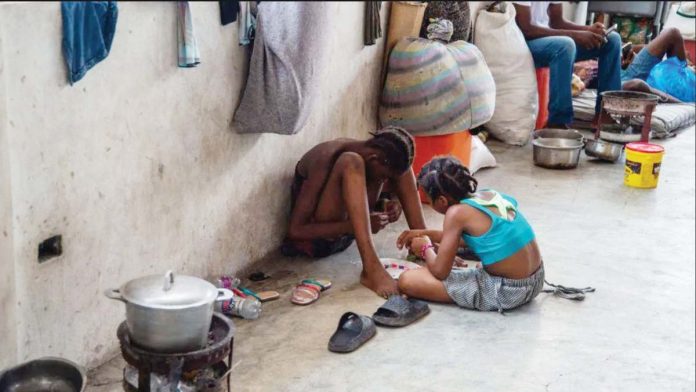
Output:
[626, 142, 664, 153]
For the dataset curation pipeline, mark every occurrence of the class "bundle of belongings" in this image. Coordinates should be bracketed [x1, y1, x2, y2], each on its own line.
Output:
[379, 18, 496, 136]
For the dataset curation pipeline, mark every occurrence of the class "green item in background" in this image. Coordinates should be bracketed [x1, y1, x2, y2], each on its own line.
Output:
[614, 16, 653, 44]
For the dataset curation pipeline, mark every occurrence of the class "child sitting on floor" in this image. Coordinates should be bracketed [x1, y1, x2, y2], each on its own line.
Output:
[396, 156, 544, 311]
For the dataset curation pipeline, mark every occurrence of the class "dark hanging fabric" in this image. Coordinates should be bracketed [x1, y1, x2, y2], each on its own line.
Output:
[364, 1, 382, 46]
[219, 1, 240, 25]
[61, 1, 118, 85]
[419, 1, 471, 42]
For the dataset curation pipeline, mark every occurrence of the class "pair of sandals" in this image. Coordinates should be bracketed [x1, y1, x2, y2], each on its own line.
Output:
[328, 295, 430, 353]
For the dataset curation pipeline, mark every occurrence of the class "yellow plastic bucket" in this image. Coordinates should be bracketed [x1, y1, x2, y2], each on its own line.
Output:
[624, 142, 665, 189]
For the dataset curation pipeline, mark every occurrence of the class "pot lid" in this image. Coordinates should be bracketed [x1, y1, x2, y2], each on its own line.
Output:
[119, 271, 217, 309]
[626, 142, 664, 154]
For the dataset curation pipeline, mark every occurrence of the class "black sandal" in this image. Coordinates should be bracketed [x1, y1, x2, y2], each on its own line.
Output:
[328, 312, 377, 353]
[372, 295, 430, 327]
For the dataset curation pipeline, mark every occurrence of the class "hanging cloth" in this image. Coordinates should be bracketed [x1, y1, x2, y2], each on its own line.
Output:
[238, 1, 257, 45]
[364, 1, 382, 46]
[61, 1, 118, 85]
[219, 1, 240, 25]
[177, 1, 200, 67]
[232, 2, 331, 134]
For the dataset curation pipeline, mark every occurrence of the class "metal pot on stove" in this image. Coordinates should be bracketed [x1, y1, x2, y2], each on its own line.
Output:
[105, 270, 233, 353]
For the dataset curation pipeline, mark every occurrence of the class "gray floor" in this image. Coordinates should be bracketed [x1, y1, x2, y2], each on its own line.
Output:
[89, 128, 695, 392]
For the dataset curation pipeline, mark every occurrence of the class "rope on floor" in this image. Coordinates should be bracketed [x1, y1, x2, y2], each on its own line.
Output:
[543, 280, 596, 301]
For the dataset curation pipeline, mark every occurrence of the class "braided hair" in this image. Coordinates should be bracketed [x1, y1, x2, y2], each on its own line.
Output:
[417, 156, 478, 202]
[366, 126, 415, 174]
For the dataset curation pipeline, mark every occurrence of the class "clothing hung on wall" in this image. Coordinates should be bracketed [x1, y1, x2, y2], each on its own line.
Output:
[177, 1, 200, 67]
[232, 2, 331, 135]
[219, 1, 240, 25]
[61, 1, 118, 84]
[238, 1, 257, 45]
[364, 1, 382, 46]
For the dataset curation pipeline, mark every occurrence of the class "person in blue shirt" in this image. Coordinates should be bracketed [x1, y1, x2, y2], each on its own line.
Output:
[621, 27, 692, 103]
[396, 156, 544, 311]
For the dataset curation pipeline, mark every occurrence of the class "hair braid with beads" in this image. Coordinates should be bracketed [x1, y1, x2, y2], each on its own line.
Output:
[417, 156, 478, 201]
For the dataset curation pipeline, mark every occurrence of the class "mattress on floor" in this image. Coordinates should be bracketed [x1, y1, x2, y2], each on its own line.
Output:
[572, 89, 696, 138]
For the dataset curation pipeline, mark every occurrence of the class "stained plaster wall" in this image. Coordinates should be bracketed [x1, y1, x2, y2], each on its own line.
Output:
[0, 1, 387, 368]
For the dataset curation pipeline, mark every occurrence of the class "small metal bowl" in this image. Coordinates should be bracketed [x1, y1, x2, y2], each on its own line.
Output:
[0, 357, 86, 392]
[585, 139, 624, 162]
[533, 128, 585, 142]
[532, 138, 584, 169]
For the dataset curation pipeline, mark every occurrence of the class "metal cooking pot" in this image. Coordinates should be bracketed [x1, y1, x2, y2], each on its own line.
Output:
[585, 139, 624, 162]
[532, 138, 584, 169]
[0, 357, 86, 392]
[105, 271, 233, 353]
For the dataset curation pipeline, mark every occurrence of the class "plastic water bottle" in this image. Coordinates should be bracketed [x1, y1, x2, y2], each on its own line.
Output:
[216, 295, 261, 320]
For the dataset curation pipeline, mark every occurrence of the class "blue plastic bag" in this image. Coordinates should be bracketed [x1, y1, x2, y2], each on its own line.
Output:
[647, 56, 696, 102]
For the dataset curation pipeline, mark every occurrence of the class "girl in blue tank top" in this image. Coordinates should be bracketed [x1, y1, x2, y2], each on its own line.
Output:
[395, 156, 546, 311]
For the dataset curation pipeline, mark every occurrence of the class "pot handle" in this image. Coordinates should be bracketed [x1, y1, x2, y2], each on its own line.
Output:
[104, 288, 126, 302]
[216, 288, 234, 302]
[163, 270, 174, 291]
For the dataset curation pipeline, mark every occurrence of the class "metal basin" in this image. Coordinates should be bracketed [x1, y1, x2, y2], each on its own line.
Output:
[532, 138, 584, 169]
[0, 357, 86, 392]
[601, 90, 659, 115]
[585, 139, 624, 162]
[533, 128, 584, 142]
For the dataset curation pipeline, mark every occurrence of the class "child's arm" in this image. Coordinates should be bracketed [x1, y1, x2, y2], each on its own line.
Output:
[397, 229, 444, 249]
[413, 207, 467, 280]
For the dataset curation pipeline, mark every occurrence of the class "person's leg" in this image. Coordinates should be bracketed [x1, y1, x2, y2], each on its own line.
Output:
[526, 36, 577, 127]
[313, 152, 398, 297]
[398, 268, 454, 303]
[647, 27, 686, 61]
[623, 79, 682, 103]
[576, 32, 622, 114]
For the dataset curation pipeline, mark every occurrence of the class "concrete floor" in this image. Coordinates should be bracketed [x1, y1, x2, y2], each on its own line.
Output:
[89, 128, 695, 392]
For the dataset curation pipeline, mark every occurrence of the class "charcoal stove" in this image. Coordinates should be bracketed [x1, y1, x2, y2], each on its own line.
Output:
[118, 313, 234, 392]
[596, 91, 659, 143]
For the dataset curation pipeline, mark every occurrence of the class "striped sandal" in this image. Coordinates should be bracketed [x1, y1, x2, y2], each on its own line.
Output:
[291, 279, 332, 305]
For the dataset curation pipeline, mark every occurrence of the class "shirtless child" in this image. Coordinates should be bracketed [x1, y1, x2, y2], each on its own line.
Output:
[281, 126, 427, 297]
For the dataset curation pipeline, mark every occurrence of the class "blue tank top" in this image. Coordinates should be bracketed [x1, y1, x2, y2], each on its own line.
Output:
[460, 189, 535, 266]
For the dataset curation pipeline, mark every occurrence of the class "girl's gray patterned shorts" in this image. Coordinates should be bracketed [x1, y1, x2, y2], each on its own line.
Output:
[444, 264, 545, 312]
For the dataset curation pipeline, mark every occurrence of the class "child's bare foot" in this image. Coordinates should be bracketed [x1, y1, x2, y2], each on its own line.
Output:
[361, 267, 399, 298]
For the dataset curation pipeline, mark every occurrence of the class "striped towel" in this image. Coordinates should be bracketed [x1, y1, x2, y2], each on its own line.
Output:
[380, 37, 496, 136]
[177, 1, 200, 68]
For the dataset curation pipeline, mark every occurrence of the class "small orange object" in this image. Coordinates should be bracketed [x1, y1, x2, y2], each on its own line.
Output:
[535, 67, 550, 130]
[412, 131, 472, 203]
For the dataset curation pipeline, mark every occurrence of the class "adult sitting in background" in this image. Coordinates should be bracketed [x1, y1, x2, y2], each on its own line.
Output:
[621, 27, 692, 103]
[513, 2, 622, 129]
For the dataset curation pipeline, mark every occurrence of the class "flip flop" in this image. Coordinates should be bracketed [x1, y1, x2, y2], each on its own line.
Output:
[372, 295, 430, 327]
[290, 279, 332, 305]
[328, 312, 376, 353]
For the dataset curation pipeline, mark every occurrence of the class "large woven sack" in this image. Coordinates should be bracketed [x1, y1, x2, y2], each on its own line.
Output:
[379, 37, 496, 136]
[473, 3, 538, 145]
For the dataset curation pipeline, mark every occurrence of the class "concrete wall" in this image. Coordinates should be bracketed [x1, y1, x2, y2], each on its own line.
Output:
[0, 27, 19, 370]
[0, 1, 387, 368]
